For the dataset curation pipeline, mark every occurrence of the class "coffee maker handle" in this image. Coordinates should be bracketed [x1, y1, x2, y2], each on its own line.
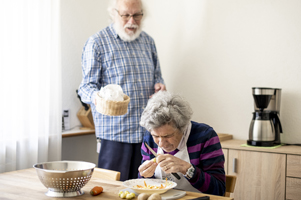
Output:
[274, 114, 283, 133]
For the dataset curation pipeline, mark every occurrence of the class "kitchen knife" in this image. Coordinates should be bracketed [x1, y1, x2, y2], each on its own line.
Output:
[188, 196, 210, 200]
[144, 142, 181, 180]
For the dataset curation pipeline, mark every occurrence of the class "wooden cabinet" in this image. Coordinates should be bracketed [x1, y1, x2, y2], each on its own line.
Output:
[227, 150, 285, 200]
[221, 140, 301, 200]
[286, 155, 301, 200]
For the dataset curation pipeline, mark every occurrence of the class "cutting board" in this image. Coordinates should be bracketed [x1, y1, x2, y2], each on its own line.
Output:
[160, 189, 186, 200]
[121, 189, 186, 200]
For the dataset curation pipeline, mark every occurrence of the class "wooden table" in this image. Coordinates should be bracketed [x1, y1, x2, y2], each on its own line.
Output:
[0, 168, 233, 200]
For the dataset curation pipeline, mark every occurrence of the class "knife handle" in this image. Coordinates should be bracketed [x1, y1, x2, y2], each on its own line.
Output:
[172, 173, 181, 180]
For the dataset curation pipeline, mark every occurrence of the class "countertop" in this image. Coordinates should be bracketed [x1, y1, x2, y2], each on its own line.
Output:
[62, 126, 95, 138]
[221, 139, 301, 155]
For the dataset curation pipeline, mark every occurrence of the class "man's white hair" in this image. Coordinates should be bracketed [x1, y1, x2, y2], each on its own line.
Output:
[107, 0, 146, 23]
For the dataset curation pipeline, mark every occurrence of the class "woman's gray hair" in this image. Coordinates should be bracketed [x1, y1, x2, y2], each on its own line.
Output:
[140, 91, 193, 133]
[107, 0, 146, 23]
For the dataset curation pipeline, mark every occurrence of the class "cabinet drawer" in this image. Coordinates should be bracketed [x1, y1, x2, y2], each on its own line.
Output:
[287, 155, 301, 178]
[286, 177, 301, 200]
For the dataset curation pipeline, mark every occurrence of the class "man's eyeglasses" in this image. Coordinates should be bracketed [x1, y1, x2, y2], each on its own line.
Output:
[115, 9, 143, 21]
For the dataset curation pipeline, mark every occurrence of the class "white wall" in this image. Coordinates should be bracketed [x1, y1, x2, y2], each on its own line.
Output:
[61, 0, 111, 129]
[61, 0, 301, 146]
[60, 0, 110, 162]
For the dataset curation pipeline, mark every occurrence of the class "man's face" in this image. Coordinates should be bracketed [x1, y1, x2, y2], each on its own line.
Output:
[151, 124, 183, 153]
[114, 0, 143, 41]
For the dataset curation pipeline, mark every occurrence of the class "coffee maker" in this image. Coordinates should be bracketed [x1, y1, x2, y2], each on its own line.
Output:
[248, 87, 283, 146]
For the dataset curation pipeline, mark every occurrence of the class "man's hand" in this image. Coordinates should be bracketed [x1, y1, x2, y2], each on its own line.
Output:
[150, 83, 166, 98]
[138, 159, 158, 178]
[154, 83, 166, 93]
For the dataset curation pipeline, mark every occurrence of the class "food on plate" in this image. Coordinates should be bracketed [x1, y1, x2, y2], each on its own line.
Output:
[137, 193, 151, 200]
[119, 191, 135, 199]
[123, 178, 177, 195]
[148, 193, 162, 200]
[134, 179, 170, 189]
[90, 186, 103, 196]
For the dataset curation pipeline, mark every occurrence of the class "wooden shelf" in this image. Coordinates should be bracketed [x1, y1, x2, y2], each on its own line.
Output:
[62, 126, 95, 138]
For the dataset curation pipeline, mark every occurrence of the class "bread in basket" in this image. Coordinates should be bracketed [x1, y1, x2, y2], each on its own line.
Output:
[95, 93, 130, 116]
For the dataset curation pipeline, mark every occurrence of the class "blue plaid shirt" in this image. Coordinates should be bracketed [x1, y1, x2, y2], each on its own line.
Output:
[78, 24, 165, 143]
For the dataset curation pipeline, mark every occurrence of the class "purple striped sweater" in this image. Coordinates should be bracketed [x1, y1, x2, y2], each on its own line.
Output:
[139, 121, 226, 196]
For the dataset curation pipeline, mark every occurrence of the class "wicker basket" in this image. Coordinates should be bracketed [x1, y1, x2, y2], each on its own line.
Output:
[96, 93, 130, 116]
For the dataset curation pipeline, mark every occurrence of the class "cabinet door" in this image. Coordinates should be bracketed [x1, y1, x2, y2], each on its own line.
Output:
[228, 150, 286, 200]
[287, 155, 301, 199]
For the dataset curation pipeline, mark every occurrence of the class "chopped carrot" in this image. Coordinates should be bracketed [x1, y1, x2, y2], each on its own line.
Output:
[133, 179, 171, 190]
[90, 186, 103, 196]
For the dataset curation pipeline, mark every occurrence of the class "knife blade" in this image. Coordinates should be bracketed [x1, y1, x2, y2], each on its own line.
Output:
[144, 142, 181, 180]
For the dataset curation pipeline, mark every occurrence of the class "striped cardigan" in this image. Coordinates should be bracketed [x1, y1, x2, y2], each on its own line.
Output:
[140, 121, 226, 196]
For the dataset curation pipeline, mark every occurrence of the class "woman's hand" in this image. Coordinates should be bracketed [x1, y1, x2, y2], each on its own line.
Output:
[156, 154, 191, 175]
[138, 159, 158, 178]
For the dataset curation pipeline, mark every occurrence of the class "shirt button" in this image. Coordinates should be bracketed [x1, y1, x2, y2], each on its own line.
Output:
[138, 79, 141, 82]
[136, 66, 139, 68]
[140, 93, 143, 96]
[132, 53, 136, 56]
[142, 107, 144, 109]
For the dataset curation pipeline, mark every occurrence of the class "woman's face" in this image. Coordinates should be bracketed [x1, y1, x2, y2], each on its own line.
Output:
[151, 124, 183, 153]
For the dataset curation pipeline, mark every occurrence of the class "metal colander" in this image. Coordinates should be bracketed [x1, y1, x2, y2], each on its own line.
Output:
[33, 161, 96, 197]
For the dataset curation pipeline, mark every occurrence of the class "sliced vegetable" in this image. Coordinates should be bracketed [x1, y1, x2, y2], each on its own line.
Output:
[134, 178, 170, 189]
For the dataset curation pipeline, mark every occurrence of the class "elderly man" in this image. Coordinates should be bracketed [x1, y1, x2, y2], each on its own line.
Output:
[138, 91, 226, 195]
[78, 0, 166, 181]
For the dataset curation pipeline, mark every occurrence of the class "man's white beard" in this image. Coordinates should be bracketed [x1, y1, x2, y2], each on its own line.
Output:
[114, 22, 142, 42]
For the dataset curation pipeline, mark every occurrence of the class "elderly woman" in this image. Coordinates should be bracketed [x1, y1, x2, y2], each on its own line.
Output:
[138, 91, 226, 196]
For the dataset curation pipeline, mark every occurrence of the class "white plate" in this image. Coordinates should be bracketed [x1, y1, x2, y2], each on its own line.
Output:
[120, 189, 186, 200]
[123, 178, 177, 194]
